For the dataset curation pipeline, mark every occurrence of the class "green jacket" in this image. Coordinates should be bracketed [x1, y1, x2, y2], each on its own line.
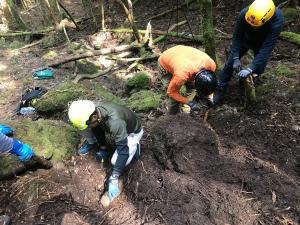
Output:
[95, 102, 141, 143]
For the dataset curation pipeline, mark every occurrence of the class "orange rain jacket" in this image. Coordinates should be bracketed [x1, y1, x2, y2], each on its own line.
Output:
[158, 45, 216, 104]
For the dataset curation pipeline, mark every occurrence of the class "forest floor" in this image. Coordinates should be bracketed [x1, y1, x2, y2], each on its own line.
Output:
[0, 0, 299, 224]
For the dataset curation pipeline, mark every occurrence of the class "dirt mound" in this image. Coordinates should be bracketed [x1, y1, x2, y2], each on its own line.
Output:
[125, 114, 258, 225]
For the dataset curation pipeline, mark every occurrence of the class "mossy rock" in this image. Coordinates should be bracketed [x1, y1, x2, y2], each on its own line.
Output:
[33, 82, 124, 114]
[0, 119, 79, 161]
[280, 32, 300, 46]
[40, 35, 60, 49]
[127, 90, 162, 112]
[0, 119, 79, 179]
[91, 83, 125, 105]
[274, 65, 295, 77]
[66, 42, 82, 54]
[283, 7, 298, 22]
[9, 40, 26, 49]
[0, 155, 24, 180]
[0, 37, 6, 49]
[125, 71, 151, 93]
[77, 59, 100, 74]
[33, 82, 92, 113]
[42, 50, 58, 59]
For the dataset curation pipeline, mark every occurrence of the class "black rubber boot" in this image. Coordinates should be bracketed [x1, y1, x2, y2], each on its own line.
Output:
[213, 89, 225, 106]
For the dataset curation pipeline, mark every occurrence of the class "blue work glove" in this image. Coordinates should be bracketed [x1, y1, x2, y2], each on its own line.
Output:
[233, 57, 241, 73]
[0, 124, 13, 136]
[108, 174, 121, 200]
[238, 68, 253, 78]
[187, 101, 201, 112]
[11, 139, 34, 161]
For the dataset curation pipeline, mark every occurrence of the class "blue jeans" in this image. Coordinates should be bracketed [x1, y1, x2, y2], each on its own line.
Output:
[218, 44, 266, 90]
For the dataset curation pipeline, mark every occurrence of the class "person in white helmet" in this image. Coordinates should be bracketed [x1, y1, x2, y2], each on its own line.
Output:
[68, 100, 143, 206]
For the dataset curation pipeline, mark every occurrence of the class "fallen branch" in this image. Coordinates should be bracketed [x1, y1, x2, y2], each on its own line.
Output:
[13, 39, 43, 51]
[106, 28, 203, 43]
[57, 1, 80, 31]
[0, 28, 54, 37]
[153, 20, 187, 44]
[47, 44, 141, 68]
[72, 64, 115, 83]
[106, 54, 159, 63]
[113, 0, 142, 42]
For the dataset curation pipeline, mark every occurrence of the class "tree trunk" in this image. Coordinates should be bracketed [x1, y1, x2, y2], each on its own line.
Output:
[36, 0, 57, 26]
[82, 0, 97, 28]
[199, 0, 216, 62]
[114, 0, 142, 42]
[1, 0, 13, 28]
[8, 0, 28, 30]
[49, 0, 61, 22]
[99, 0, 105, 30]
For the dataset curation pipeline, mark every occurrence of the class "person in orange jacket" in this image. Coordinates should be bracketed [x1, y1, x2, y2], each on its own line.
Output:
[158, 45, 217, 114]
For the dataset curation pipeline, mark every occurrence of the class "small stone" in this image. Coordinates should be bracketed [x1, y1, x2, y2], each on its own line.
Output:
[54, 162, 65, 170]
[100, 193, 111, 208]
[292, 125, 300, 131]
[0, 215, 11, 225]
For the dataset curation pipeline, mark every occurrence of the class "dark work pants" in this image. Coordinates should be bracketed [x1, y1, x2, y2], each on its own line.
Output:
[218, 44, 267, 90]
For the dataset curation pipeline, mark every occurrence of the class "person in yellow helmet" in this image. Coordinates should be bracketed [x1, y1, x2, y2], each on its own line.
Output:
[68, 100, 143, 207]
[214, 0, 284, 105]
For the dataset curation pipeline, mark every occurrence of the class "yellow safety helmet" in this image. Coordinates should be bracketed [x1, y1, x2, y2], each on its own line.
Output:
[245, 0, 276, 27]
[68, 100, 95, 130]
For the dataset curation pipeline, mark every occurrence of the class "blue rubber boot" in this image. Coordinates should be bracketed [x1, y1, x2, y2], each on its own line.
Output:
[78, 141, 97, 155]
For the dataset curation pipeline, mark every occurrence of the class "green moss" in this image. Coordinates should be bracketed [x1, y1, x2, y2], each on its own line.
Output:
[91, 83, 125, 105]
[274, 65, 295, 77]
[125, 71, 151, 93]
[9, 40, 26, 49]
[42, 50, 58, 59]
[283, 8, 298, 22]
[0, 154, 25, 179]
[66, 42, 81, 54]
[0, 119, 79, 161]
[280, 32, 300, 46]
[40, 34, 61, 48]
[127, 90, 162, 112]
[77, 59, 100, 74]
[0, 37, 6, 49]
[33, 82, 91, 113]
[33, 82, 125, 114]
[22, 75, 33, 86]
[256, 82, 276, 96]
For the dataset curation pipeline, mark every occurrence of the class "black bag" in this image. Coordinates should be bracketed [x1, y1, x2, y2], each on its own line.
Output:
[15, 87, 47, 113]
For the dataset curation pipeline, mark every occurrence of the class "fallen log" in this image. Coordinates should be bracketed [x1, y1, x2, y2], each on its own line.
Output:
[107, 28, 203, 43]
[279, 31, 300, 46]
[106, 54, 159, 63]
[153, 20, 187, 44]
[0, 28, 54, 37]
[72, 64, 115, 83]
[47, 44, 142, 68]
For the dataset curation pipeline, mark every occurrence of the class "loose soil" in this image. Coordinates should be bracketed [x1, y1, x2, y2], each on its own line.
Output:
[0, 0, 299, 224]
